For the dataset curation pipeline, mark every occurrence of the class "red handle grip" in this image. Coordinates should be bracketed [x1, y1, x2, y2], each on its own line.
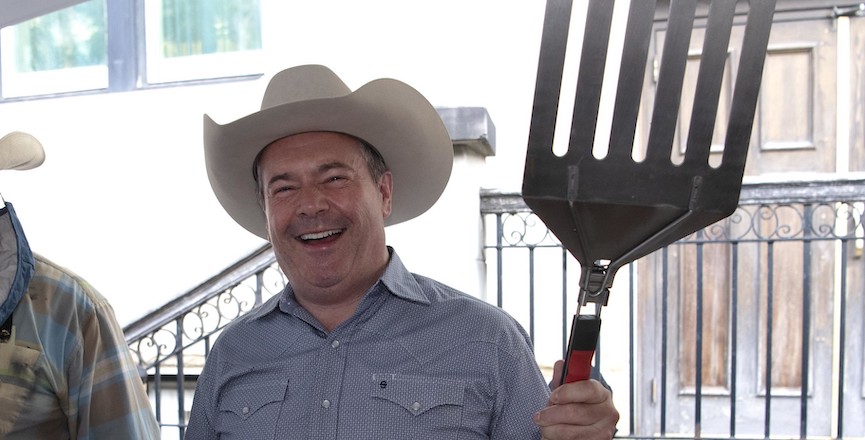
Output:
[560, 316, 601, 384]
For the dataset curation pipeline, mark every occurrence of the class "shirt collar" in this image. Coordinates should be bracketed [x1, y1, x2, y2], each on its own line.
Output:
[0, 202, 36, 323]
[246, 246, 431, 322]
[378, 247, 430, 305]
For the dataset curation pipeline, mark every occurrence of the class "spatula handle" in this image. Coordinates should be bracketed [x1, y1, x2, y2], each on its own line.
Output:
[560, 315, 601, 384]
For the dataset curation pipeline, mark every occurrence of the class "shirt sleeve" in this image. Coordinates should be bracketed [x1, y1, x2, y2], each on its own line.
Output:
[185, 341, 221, 440]
[67, 285, 161, 439]
[489, 328, 550, 439]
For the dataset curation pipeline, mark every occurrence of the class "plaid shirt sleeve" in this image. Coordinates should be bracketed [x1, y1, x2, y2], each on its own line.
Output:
[2, 256, 160, 439]
[69, 274, 162, 439]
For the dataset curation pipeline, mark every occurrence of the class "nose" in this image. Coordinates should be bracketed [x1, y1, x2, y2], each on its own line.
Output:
[295, 185, 328, 217]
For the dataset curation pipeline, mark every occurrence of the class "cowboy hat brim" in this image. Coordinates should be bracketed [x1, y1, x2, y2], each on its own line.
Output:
[203, 68, 453, 239]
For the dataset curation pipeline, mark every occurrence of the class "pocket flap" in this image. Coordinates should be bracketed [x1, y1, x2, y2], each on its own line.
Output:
[219, 380, 288, 419]
[0, 343, 41, 382]
[371, 374, 464, 416]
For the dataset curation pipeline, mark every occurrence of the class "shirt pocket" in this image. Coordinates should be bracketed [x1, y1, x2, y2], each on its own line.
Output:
[367, 373, 465, 438]
[0, 343, 42, 433]
[217, 380, 288, 440]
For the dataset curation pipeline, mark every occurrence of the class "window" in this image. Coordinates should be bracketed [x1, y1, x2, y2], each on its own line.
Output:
[0, 0, 263, 99]
[0, 0, 108, 98]
[144, 0, 263, 84]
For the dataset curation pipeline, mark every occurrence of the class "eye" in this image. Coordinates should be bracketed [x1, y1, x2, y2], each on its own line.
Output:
[324, 175, 349, 186]
[269, 184, 297, 196]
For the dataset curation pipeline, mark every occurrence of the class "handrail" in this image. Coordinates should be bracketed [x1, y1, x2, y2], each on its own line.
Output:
[481, 175, 865, 213]
[123, 243, 276, 343]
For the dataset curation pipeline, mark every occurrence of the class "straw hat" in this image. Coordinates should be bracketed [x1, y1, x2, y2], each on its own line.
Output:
[203, 65, 453, 239]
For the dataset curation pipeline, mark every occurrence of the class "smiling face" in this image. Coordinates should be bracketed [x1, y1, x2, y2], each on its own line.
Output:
[257, 131, 393, 308]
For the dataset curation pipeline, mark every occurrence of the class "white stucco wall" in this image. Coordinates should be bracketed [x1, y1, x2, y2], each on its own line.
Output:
[0, 1, 636, 428]
[0, 1, 548, 325]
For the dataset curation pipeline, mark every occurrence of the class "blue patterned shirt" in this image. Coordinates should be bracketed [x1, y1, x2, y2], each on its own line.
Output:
[185, 249, 550, 439]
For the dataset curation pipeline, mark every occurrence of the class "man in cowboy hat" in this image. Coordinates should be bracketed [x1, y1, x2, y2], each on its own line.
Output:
[0, 131, 160, 439]
[186, 65, 619, 439]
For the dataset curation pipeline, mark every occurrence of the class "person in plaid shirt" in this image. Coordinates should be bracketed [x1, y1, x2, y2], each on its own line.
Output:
[0, 131, 160, 439]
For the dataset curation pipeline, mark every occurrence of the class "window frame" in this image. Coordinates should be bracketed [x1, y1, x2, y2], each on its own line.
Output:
[0, 0, 110, 98]
[142, 0, 264, 85]
[0, 0, 263, 101]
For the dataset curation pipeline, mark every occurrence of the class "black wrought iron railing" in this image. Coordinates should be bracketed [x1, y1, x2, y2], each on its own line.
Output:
[126, 177, 865, 440]
[481, 177, 865, 439]
[124, 245, 284, 439]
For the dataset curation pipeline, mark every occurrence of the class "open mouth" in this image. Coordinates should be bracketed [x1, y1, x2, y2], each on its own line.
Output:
[298, 229, 343, 242]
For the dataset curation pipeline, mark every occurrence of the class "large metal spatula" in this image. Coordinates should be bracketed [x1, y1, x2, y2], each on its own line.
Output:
[522, 0, 776, 384]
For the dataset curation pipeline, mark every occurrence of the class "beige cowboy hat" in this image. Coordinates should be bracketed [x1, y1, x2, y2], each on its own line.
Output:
[0, 131, 45, 172]
[203, 64, 454, 239]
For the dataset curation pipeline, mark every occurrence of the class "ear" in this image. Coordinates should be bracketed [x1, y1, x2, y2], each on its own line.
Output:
[379, 171, 393, 219]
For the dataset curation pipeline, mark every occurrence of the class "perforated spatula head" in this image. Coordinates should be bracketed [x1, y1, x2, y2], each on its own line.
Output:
[523, 0, 776, 275]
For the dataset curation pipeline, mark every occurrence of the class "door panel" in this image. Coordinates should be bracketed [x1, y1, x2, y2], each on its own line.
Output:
[634, 8, 857, 438]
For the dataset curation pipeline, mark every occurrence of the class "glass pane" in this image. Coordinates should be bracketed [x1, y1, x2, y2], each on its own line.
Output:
[161, 0, 261, 58]
[144, 0, 263, 84]
[1, 0, 108, 97]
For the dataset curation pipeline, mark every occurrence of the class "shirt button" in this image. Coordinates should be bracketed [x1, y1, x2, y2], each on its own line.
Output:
[331, 340, 340, 349]
[241, 406, 250, 415]
[321, 399, 331, 409]
[411, 402, 421, 411]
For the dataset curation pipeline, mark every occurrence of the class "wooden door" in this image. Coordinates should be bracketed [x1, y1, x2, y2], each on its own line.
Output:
[632, 3, 861, 437]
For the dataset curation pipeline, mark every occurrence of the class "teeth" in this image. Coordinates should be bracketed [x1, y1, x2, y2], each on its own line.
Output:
[300, 230, 340, 241]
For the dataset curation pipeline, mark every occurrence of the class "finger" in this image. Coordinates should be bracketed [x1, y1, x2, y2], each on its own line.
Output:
[549, 360, 564, 391]
[534, 403, 596, 427]
[534, 394, 619, 440]
[536, 402, 618, 439]
[536, 378, 619, 440]
[539, 422, 616, 440]
[549, 378, 610, 405]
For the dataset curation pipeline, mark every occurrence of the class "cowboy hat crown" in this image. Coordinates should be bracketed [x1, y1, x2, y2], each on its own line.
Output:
[203, 65, 453, 239]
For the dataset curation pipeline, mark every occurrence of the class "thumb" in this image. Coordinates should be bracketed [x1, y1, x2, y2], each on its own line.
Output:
[549, 360, 564, 391]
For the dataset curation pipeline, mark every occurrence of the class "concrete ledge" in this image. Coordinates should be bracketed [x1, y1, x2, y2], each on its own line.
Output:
[436, 107, 496, 157]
